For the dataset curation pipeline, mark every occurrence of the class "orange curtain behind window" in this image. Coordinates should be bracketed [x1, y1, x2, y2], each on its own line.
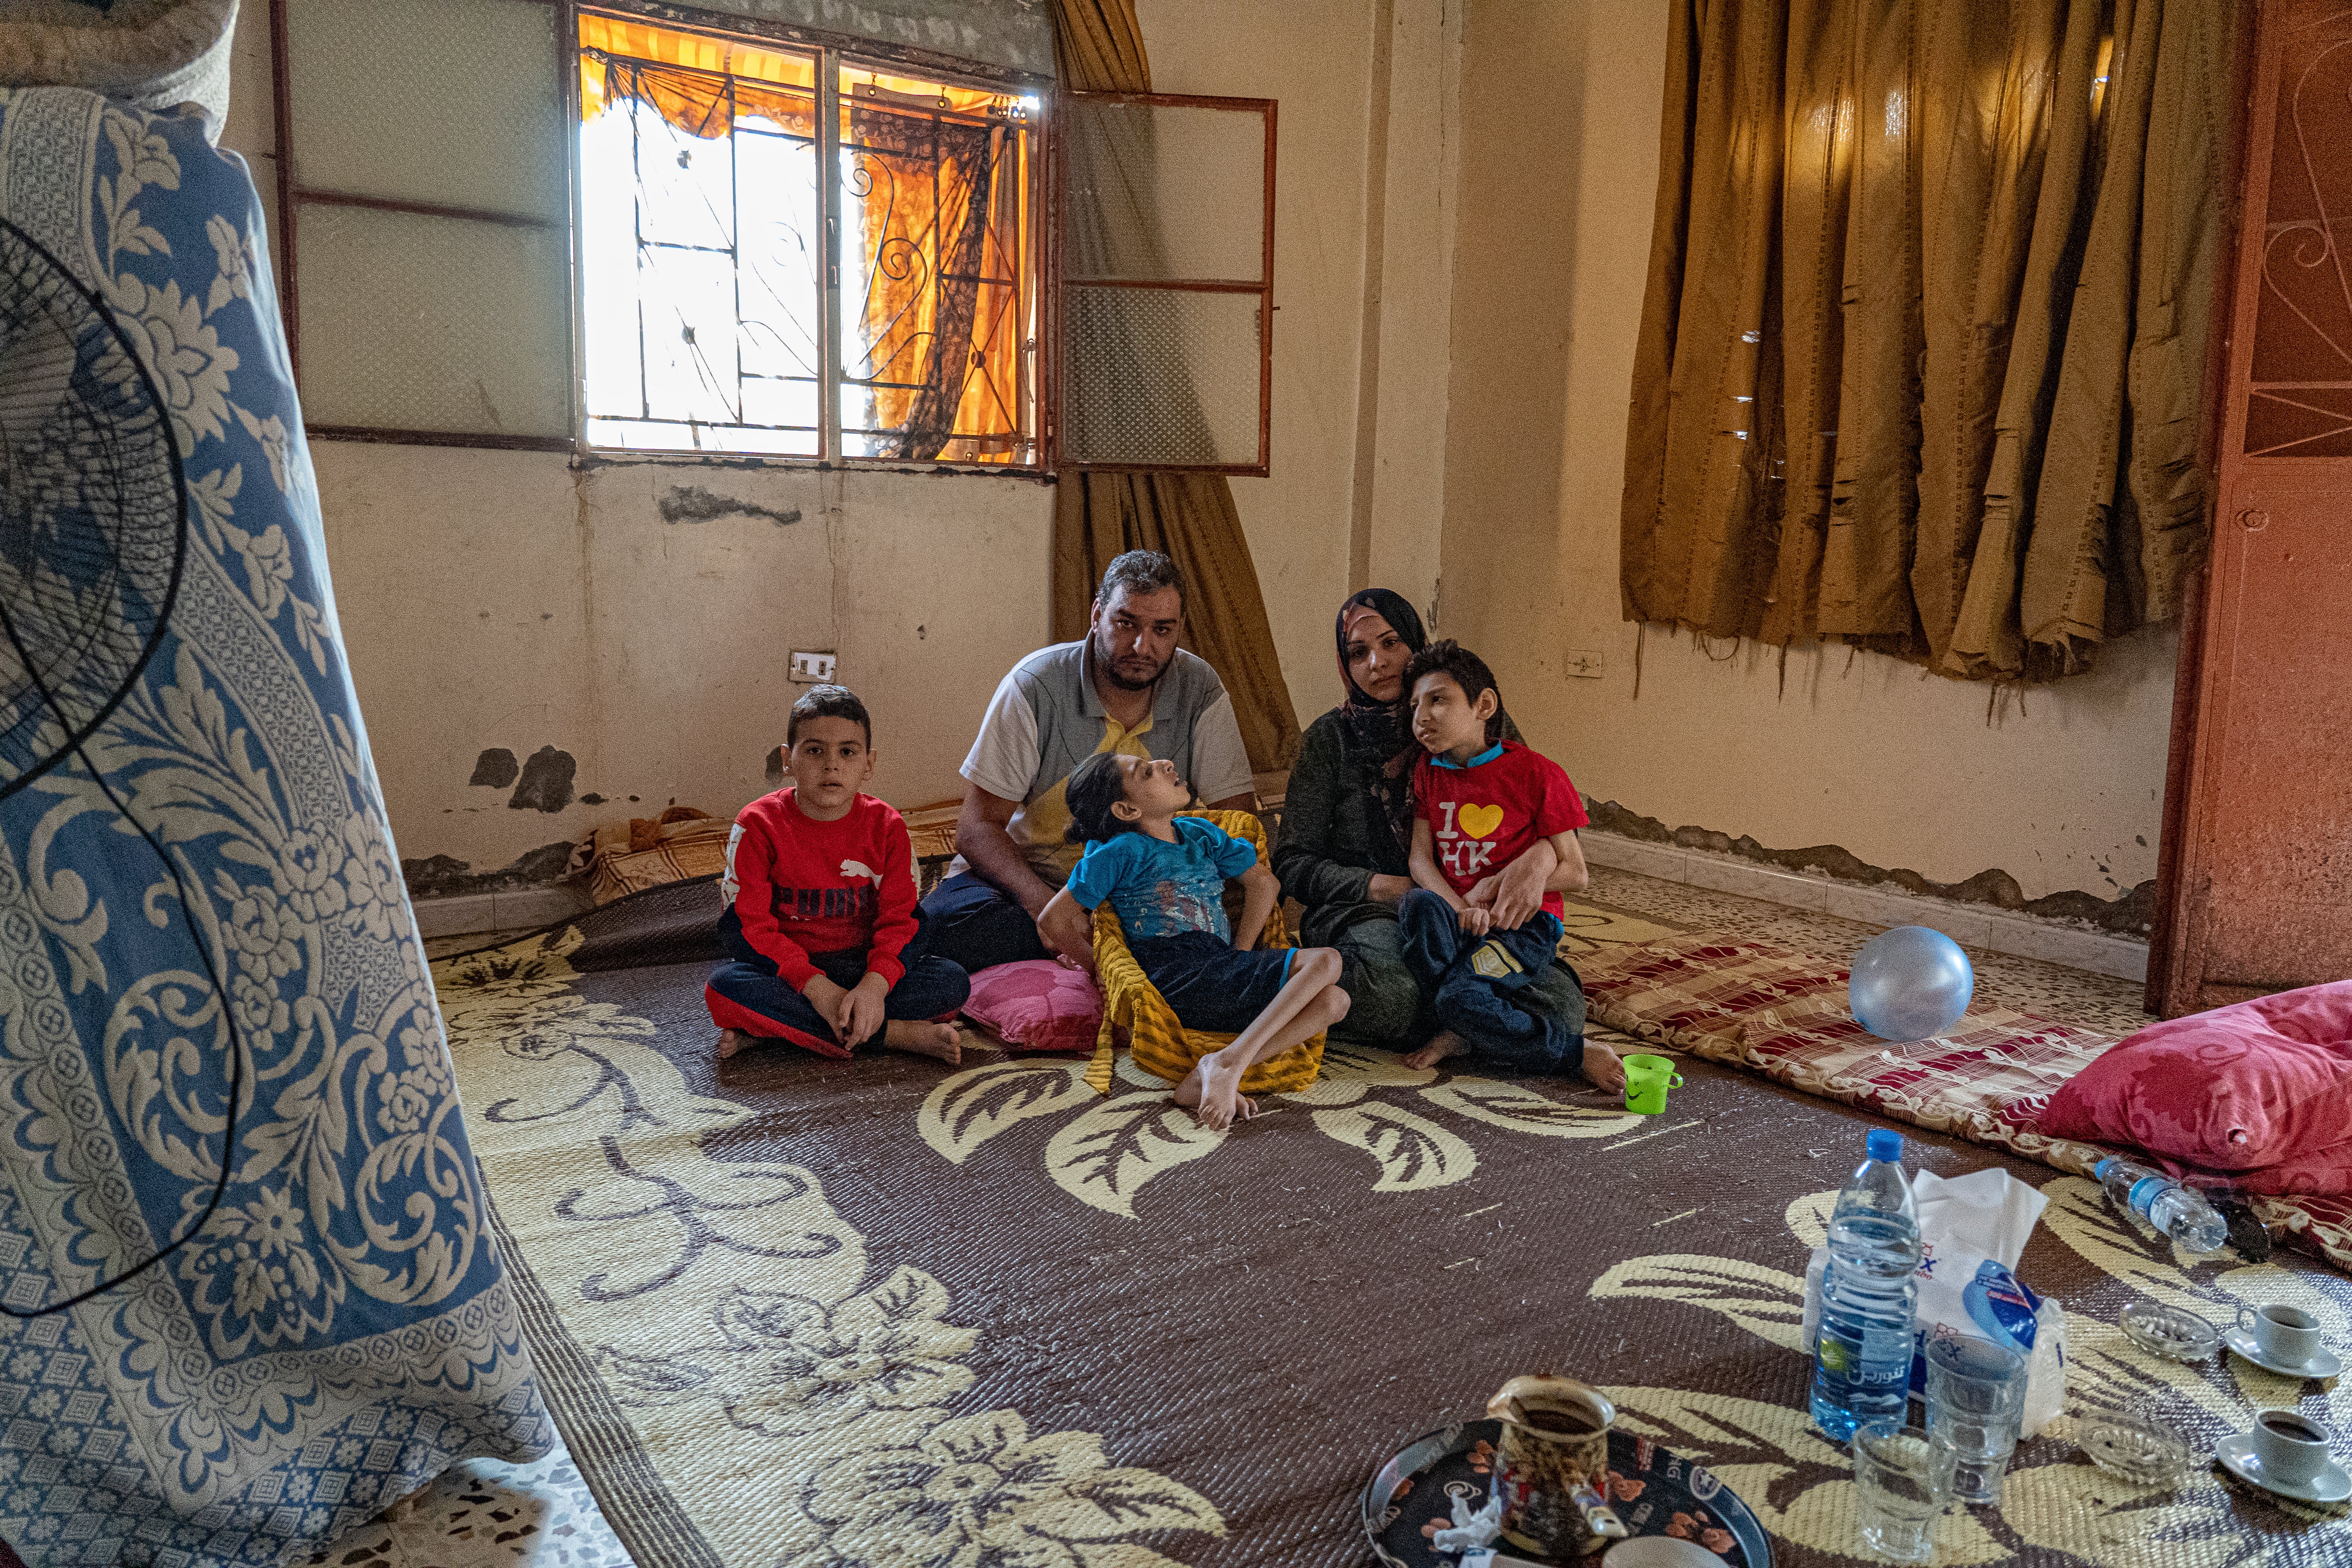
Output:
[844, 87, 1029, 461]
[1047, 0, 1300, 775]
[578, 15, 815, 138]
[579, 18, 1028, 463]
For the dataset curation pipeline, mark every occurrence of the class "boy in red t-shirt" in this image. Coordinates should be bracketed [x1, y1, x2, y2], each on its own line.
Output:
[704, 686, 970, 1064]
[1396, 642, 1624, 1091]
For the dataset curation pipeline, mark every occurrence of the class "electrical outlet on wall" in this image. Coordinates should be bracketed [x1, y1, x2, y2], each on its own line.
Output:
[1563, 647, 1606, 679]
[789, 650, 837, 683]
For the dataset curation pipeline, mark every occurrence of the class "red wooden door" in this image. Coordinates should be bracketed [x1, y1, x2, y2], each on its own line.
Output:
[2151, 0, 2352, 1015]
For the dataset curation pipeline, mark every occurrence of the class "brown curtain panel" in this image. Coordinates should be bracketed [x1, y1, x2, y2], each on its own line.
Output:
[1049, 0, 1301, 773]
[1619, 0, 2236, 681]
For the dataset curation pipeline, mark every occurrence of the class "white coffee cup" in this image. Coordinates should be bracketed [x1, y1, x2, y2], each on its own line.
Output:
[2238, 1303, 2324, 1368]
[2249, 1410, 2334, 1489]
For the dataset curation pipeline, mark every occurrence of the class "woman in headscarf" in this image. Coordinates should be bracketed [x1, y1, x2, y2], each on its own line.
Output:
[1273, 590, 1585, 1051]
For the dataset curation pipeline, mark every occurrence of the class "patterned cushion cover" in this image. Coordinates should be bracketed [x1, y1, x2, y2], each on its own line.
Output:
[2035, 980, 2352, 1179]
[961, 960, 1101, 1054]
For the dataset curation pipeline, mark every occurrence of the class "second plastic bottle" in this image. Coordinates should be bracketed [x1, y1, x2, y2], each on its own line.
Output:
[1810, 1127, 1922, 1442]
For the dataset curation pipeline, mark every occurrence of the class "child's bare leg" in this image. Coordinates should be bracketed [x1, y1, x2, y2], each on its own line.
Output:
[1185, 984, 1350, 1129]
[717, 1028, 751, 1061]
[1401, 1029, 1470, 1071]
[881, 1019, 962, 1065]
[1185, 951, 1349, 1131]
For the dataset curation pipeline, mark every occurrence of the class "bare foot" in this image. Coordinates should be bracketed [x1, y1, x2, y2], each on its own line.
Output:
[717, 1028, 751, 1061]
[1400, 1030, 1470, 1072]
[1172, 1063, 1205, 1108]
[1581, 1038, 1627, 1095]
[1190, 1045, 1247, 1131]
[883, 1020, 962, 1064]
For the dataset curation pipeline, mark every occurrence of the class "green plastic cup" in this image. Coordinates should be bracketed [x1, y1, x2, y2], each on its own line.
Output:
[1622, 1053, 1683, 1115]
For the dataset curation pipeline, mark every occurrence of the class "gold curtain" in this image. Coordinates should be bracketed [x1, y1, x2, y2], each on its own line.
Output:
[1620, 0, 2236, 680]
[1048, 0, 1301, 773]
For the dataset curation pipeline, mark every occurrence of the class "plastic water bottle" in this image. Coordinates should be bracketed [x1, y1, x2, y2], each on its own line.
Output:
[1810, 1128, 1922, 1442]
[2093, 1158, 2229, 1254]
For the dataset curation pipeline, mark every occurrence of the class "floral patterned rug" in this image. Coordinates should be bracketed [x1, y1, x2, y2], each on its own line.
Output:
[431, 918, 2352, 1568]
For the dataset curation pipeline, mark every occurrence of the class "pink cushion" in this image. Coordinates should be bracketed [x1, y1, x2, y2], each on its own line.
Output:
[959, 961, 1101, 1053]
[2037, 981, 2352, 1181]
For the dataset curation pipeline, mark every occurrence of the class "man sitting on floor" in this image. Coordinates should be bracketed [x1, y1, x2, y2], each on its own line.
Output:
[922, 550, 1258, 976]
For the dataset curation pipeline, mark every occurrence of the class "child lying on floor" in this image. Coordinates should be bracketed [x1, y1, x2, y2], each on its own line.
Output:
[1397, 641, 1625, 1092]
[1040, 751, 1350, 1129]
[704, 685, 970, 1064]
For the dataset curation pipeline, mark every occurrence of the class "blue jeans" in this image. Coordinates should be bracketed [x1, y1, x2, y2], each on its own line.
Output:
[1397, 888, 1585, 1075]
[917, 871, 1052, 974]
[704, 907, 970, 1058]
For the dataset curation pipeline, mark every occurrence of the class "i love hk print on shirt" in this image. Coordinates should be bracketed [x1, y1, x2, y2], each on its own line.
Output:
[1433, 799, 1510, 880]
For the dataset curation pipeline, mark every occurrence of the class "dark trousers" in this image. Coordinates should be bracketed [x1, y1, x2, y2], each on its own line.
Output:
[917, 871, 1052, 973]
[1398, 888, 1585, 1075]
[704, 907, 970, 1059]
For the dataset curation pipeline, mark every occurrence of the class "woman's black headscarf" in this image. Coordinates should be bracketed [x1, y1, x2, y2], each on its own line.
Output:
[1335, 588, 1426, 857]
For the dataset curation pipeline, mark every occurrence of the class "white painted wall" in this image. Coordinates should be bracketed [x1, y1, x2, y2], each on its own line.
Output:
[1133, 0, 1380, 728]
[316, 446, 1048, 876]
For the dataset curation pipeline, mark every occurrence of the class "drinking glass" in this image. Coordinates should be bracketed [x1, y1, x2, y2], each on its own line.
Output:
[1850, 1420, 1958, 1563]
[1924, 1334, 2029, 1504]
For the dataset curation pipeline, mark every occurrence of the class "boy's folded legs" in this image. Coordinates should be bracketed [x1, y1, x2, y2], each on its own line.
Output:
[706, 944, 971, 1062]
[1396, 887, 1597, 1080]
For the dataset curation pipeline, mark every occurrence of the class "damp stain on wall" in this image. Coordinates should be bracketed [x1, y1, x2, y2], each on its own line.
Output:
[402, 840, 574, 898]
[765, 746, 786, 786]
[508, 746, 578, 813]
[659, 485, 802, 528]
[468, 748, 519, 788]
[1584, 798, 2157, 936]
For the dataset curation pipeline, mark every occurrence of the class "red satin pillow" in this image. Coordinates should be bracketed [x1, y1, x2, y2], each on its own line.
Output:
[959, 960, 1101, 1053]
[2036, 980, 2352, 1188]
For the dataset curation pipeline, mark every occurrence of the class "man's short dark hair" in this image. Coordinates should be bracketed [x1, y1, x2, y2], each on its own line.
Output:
[1063, 750, 1141, 844]
[1403, 640, 1505, 742]
[787, 684, 871, 748]
[1096, 550, 1185, 606]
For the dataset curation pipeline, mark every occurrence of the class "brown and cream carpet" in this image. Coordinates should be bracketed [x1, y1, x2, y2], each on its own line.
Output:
[434, 875, 2352, 1568]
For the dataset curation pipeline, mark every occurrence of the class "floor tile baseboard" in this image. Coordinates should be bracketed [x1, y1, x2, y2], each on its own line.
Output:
[411, 884, 592, 941]
[1581, 831, 2149, 985]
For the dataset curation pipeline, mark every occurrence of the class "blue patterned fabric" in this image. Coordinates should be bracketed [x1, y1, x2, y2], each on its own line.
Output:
[0, 90, 552, 1566]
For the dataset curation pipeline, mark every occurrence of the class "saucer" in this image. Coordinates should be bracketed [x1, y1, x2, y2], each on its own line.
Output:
[2214, 1433, 2352, 1505]
[2224, 1330, 2345, 1381]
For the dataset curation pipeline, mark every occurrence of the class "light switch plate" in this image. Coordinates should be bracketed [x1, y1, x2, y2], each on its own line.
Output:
[1563, 647, 1606, 679]
[789, 650, 837, 683]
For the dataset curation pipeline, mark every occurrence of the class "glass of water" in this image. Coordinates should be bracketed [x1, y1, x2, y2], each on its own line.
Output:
[1851, 1420, 1958, 1563]
[1924, 1334, 2029, 1504]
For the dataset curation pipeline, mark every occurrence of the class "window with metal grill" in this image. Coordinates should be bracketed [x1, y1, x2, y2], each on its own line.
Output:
[270, 0, 1276, 475]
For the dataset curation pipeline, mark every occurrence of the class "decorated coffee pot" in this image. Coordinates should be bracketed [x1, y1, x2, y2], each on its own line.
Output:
[1486, 1374, 1632, 1557]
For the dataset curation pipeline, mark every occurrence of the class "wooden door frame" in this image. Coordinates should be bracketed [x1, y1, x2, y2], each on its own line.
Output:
[2147, 0, 2300, 1016]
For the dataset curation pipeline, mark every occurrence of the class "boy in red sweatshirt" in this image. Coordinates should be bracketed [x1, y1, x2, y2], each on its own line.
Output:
[705, 685, 969, 1063]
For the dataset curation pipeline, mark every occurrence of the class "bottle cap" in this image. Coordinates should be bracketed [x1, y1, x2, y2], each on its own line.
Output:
[1866, 1128, 1903, 1162]
[2093, 1158, 2117, 1179]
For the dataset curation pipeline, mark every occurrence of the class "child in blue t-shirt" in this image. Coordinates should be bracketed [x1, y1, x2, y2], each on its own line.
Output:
[1040, 751, 1350, 1130]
